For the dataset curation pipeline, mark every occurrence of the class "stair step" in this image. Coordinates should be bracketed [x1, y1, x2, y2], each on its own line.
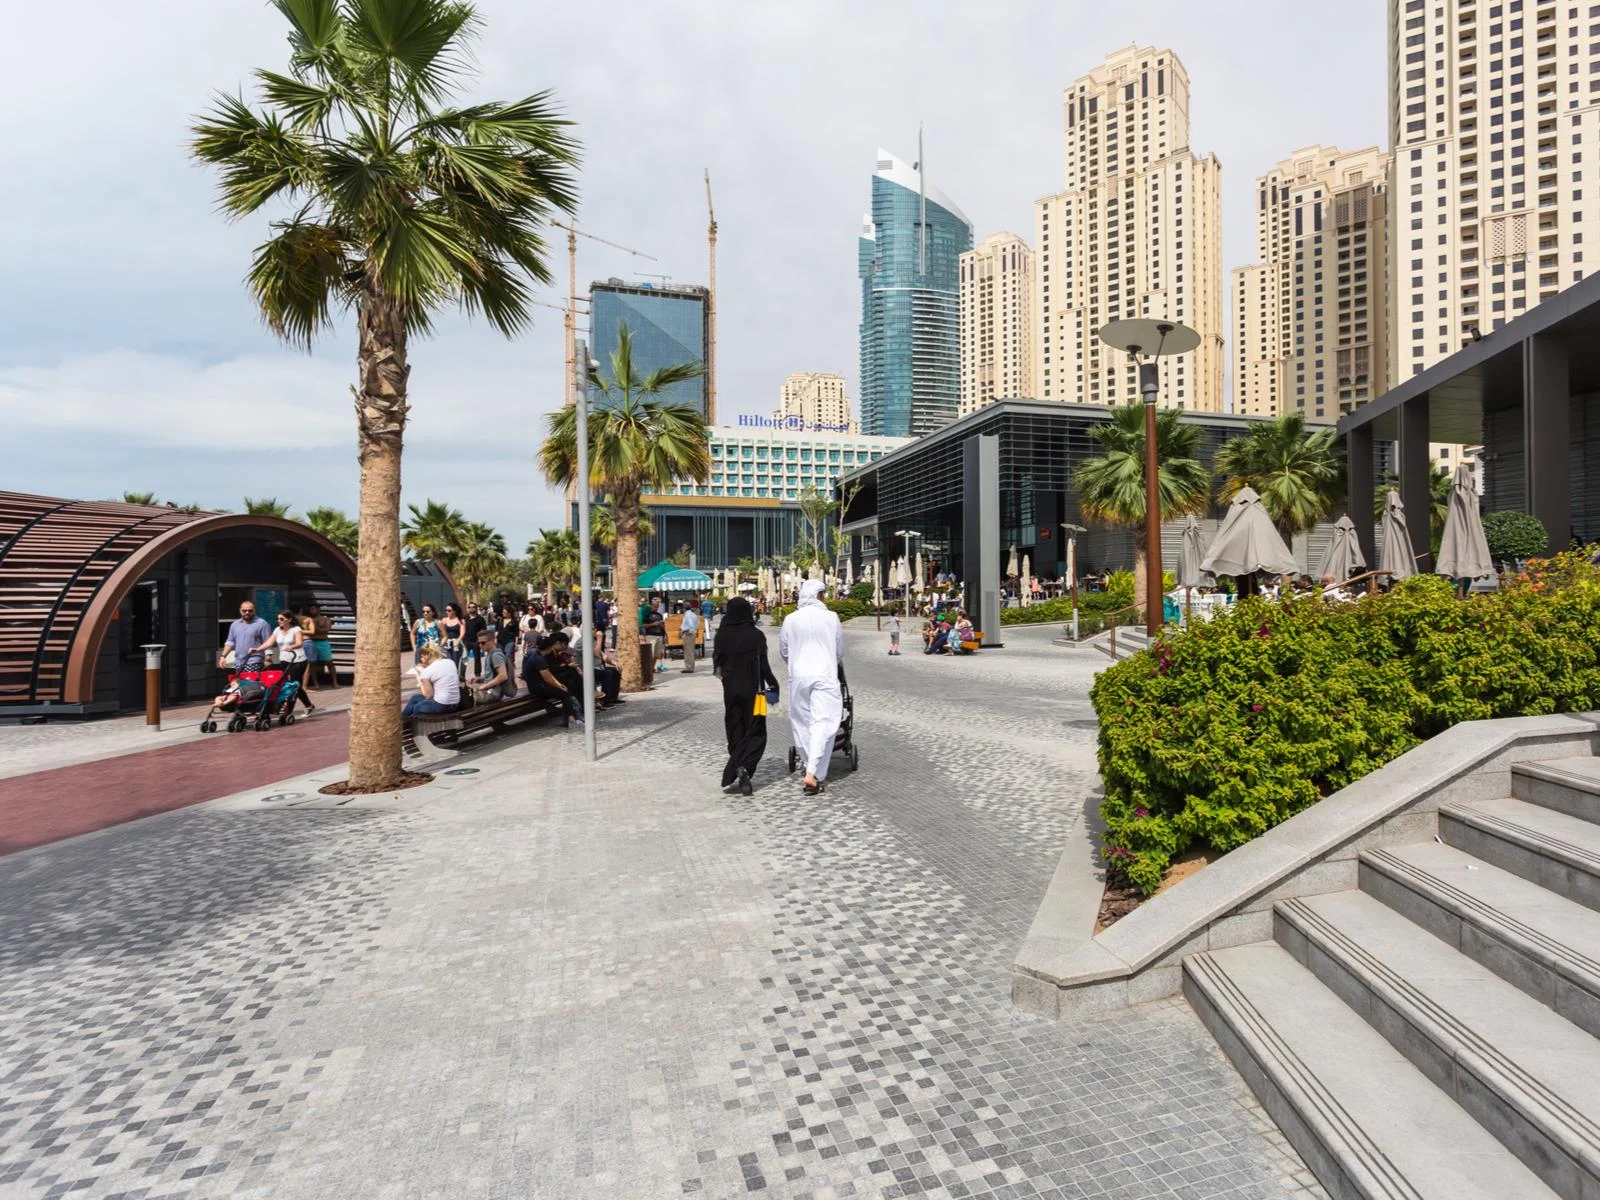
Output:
[1441, 798, 1600, 913]
[1514, 758, 1600, 823]
[1279, 890, 1600, 1198]
[1185, 943, 1555, 1200]
[1361, 843, 1600, 1040]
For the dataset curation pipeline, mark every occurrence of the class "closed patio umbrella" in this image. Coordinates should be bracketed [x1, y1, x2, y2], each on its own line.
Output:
[914, 551, 925, 593]
[1317, 514, 1367, 584]
[1006, 544, 1019, 578]
[1435, 465, 1495, 584]
[1021, 553, 1032, 606]
[1201, 487, 1299, 581]
[1176, 515, 1212, 588]
[1378, 490, 1416, 582]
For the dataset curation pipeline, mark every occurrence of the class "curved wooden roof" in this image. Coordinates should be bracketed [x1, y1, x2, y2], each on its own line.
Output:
[0, 491, 356, 706]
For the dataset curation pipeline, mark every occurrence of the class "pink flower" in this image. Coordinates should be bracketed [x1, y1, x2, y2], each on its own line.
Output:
[1134, 806, 1149, 819]
[1251, 704, 1262, 712]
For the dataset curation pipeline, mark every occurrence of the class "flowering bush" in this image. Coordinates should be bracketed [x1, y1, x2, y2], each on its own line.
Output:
[1091, 555, 1600, 893]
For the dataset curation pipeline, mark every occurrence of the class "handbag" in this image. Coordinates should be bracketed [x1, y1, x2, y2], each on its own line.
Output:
[751, 656, 777, 716]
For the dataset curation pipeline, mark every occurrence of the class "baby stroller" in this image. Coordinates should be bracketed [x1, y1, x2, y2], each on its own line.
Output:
[200, 667, 300, 732]
[787, 666, 859, 774]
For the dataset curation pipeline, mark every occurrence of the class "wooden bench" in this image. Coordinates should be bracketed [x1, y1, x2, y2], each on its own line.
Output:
[663, 613, 705, 659]
[956, 631, 985, 654]
[402, 693, 557, 757]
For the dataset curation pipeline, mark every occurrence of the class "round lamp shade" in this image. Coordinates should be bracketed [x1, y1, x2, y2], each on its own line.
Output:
[1095, 318, 1199, 357]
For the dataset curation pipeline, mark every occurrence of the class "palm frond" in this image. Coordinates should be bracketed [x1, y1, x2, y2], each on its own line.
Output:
[346, 0, 480, 109]
[190, 94, 317, 216]
[246, 218, 353, 347]
[256, 69, 343, 130]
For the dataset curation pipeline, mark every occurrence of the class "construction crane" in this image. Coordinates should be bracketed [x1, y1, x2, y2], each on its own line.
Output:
[705, 168, 718, 426]
[550, 220, 656, 409]
[637, 272, 674, 285]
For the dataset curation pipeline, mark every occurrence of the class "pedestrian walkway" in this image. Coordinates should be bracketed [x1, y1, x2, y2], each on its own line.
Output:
[0, 626, 1323, 1199]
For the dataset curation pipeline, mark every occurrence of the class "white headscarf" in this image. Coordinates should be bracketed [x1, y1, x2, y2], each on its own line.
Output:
[798, 579, 825, 607]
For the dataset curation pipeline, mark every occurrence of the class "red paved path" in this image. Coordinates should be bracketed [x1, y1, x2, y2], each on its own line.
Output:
[0, 711, 351, 855]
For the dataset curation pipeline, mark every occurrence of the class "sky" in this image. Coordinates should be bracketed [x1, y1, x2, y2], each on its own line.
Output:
[0, 0, 1387, 553]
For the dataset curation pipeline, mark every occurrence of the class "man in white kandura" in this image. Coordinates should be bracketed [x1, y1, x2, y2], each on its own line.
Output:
[779, 578, 845, 796]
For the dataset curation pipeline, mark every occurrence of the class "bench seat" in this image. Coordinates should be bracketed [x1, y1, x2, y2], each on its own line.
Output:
[402, 693, 556, 757]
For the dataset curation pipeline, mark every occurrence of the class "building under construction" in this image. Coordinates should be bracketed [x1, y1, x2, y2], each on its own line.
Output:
[588, 278, 711, 419]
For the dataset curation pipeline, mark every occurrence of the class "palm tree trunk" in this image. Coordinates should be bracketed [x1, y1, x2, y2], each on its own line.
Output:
[614, 489, 644, 692]
[349, 289, 409, 790]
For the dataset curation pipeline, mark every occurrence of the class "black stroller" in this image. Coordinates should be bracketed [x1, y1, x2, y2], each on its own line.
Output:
[787, 665, 859, 775]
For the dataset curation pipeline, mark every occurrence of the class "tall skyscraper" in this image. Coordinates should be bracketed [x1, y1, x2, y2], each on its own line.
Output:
[858, 148, 974, 437]
[1389, 0, 1600, 377]
[1035, 46, 1224, 411]
[1232, 146, 1392, 420]
[773, 372, 856, 431]
[959, 232, 1037, 416]
[588, 279, 710, 416]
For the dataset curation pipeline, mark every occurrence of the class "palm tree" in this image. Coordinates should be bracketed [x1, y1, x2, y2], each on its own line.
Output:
[121, 491, 158, 505]
[453, 522, 508, 601]
[1216, 413, 1344, 541]
[590, 501, 654, 549]
[402, 500, 468, 567]
[526, 528, 584, 600]
[540, 323, 709, 692]
[1075, 403, 1210, 612]
[190, 0, 579, 789]
[303, 505, 360, 556]
[244, 496, 294, 518]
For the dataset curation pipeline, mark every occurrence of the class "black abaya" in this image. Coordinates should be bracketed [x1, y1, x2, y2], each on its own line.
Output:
[712, 603, 780, 787]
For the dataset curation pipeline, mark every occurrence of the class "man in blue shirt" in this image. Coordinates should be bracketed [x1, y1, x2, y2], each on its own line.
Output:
[220, 600, 273, 672]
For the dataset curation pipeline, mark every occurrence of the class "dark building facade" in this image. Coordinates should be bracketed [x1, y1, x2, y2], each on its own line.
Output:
[1337, 271, 1600, 566]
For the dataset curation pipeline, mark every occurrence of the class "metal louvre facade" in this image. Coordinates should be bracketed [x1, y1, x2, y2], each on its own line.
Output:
[842, 400, 1329, 582]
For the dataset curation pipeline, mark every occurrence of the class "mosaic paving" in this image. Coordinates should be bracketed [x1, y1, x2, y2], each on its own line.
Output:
[0, 624, 1324, 1198]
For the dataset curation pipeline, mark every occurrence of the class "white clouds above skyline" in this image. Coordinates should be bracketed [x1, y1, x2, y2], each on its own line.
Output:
[0, 0, 1386, 551]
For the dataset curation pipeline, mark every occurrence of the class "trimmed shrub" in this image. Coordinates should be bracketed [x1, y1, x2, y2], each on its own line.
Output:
[769, 598, 879, 626]
[1483, 510, 1550, 561]
[1091, 555, 1600, 893]
[849, 581, 875, 603]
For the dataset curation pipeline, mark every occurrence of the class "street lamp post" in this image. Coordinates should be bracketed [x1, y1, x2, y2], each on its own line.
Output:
[1094, 319, 1200, 638]
[576, 355, 600, 762]
[894, 529, 921, 625]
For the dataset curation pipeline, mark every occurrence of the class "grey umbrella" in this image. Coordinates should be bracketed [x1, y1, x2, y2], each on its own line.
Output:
[1435, 464, 1495, 582]
[1377, 490, 1416, 582]
[1317, 514, 1367, 583]
[1200, 487, 1299, 579]
[1176, 515, 1212, 587]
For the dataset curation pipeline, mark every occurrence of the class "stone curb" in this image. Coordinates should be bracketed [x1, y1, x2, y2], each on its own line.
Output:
[1012, 710, 1600, 1020]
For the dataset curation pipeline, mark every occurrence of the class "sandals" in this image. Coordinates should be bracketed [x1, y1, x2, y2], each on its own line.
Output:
[802, 780, 826, 797]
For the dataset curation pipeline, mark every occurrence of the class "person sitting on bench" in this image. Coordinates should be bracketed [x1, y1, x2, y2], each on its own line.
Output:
[950, 612, 976, 654]
[466, 627, 515, 704]
[523, 634, 581, 726]
[403, 643, 461, 717]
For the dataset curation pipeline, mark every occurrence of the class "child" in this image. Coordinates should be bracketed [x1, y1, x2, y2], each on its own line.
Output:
[887, 612, 901, 656]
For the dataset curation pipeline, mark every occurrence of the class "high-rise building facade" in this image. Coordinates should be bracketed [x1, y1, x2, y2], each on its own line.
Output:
[588, 279, 710, 416]
[1035, 46, 1225, 411]
[1389, 0, 1600, 378]
[859, 149, 974, 438]
[773, 372, 856, 432]
[1232, 146, 1392, 420]
[958, 232, 1036, 416]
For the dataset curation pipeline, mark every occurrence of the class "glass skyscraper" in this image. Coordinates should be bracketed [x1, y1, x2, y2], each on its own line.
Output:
[858, 149, 973, 438]
[588, 279, 709, 416]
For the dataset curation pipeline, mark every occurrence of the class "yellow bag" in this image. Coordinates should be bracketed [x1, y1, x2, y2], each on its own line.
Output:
[753, 693, 767, 717]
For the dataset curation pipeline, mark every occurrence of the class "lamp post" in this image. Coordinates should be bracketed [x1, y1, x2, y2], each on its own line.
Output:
[894, 529, 921, 624]
[1094, 319, 1200, 638]
[576, 355, 600, 762]
[140, 643, 165, 730]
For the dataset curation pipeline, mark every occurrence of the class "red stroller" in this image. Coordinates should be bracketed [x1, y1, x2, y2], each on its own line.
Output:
[200, 668, 300, 732]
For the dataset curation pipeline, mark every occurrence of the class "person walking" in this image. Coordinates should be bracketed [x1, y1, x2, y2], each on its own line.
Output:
[220, 600, 272, 673]
[887, 612, 901, 656]
[679, 603, 701, 673]
[266, 610, 316, 713]
[711, 597, 779, 797]
[779, 579, 844, 796]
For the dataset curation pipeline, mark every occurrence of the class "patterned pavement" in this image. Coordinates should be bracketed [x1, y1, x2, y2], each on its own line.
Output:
[0, 623, 1324, 1199]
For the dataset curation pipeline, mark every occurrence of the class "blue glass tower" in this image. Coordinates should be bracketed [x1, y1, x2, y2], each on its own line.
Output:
[858, 149, 973, 438]
[588, 279, 709, 416]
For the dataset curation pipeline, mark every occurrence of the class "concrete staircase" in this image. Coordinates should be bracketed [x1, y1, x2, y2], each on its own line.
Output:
[1184, 757, 1600, 1199]
[1094, 625, 1152, 661]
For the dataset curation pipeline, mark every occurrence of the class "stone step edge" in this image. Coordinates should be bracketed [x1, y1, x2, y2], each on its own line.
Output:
[1183, 950, 1424, 1200]
[1279, 897, 1600, 1176]
[1441, 802, 1600, 875]
[1362, 848, 1600, 990]
[1514, 760, 1600, 810]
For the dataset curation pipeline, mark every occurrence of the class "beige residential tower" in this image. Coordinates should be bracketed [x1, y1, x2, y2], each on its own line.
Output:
[959, 232, 1036, 416]
[773, 372, 856, 432]
[1036, 46, 1225, 411]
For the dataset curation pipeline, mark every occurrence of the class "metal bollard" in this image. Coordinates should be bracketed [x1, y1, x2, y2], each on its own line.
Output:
[141, 643, 166, 730]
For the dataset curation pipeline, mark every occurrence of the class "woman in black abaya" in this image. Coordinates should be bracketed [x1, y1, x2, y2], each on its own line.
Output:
[711, 597, 780, 796]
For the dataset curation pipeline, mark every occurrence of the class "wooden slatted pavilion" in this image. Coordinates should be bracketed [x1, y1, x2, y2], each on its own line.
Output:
[0, 491, 358, 715]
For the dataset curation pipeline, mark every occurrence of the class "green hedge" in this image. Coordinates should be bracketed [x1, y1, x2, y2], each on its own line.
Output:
[768, 598, 880, 625]
[1091, 556, 1600, 894]
[1482, 510, 1549, 560]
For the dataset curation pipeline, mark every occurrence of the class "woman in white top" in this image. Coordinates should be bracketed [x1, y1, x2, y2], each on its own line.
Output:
[268, 610, 316, 713]
[404, 643, 461, 715]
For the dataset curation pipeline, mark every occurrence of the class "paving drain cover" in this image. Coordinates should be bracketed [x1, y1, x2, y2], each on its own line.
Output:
[260, 792, 304, 804]
[444, 768, 480, 776]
